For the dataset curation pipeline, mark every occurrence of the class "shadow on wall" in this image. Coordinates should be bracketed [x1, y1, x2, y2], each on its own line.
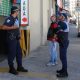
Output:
[0, 16, 7, 62]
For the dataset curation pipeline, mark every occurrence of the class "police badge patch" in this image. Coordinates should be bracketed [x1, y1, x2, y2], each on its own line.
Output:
[7, 19, 10, 23]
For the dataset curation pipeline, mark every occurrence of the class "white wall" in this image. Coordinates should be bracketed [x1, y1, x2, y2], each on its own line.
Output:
[42, 0, 49, 44]
[52, 0, 56, 14]
[29, 0, 41, 51]
[29, 0, 53, 51]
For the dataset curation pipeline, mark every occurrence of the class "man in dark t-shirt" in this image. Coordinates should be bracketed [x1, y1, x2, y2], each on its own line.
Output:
[56, 13, 69, 78]
[3, 6, 28, 75]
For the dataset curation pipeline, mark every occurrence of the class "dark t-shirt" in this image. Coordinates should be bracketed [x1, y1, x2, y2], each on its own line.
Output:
[3, 15, 20, 40]
[57, 21, 68, 43]
[4, 16, 15, 26]
[47, 22, 58, 41]
[58, 21, 67, 30]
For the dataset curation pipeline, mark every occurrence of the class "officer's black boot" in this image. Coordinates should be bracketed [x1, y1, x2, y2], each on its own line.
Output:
[17, 66, 28, 72]
[9, 66, 18, 75]
[56, 70, 68, 78]
[56, 68, 64, 73]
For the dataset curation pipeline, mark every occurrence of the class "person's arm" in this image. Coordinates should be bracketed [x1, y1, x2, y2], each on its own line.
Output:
[0, 25, 19, 30]
[0, 25, 3, 30]
[2, 17, 19, 30]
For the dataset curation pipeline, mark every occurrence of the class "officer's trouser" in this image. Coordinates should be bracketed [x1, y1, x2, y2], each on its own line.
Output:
[59, 32, 69, 71]
[6, 38, 22, 68]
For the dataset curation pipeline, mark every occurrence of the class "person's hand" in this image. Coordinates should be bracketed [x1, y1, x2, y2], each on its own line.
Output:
[52, 39, 55, 41]
[2, 25, 19, 30]
[13, 26, 19, 29]
[54, 34, 57, 38]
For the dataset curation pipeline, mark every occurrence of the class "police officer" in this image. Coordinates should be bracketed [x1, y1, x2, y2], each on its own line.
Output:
[3, 6, 28, 75]
[56, 13, 69, 78]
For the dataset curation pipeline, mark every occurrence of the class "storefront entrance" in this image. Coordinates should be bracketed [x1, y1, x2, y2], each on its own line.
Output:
[0, 16, 7, 61]
[0, 0, 30, 61]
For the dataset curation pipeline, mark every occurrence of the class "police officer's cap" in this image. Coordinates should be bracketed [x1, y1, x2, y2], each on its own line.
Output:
[11, 6, 19, 12]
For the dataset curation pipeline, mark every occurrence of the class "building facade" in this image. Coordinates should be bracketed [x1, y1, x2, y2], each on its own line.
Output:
[28, 0, 56, 51]
[69, 0, 76, 15]
[0, 0, 56, 56]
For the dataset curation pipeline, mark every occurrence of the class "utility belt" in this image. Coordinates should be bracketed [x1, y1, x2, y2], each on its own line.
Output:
[7, 29, 20, 40]
[57, 31, 69, 42]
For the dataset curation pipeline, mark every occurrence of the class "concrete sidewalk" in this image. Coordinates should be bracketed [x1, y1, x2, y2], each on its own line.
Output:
[0, 24, 80, 80]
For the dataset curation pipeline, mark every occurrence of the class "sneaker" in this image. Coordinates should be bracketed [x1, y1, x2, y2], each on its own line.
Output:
[17, 67, 28, 72]
[56, 72, 68, 78]
[46, 62, 55, 66]
[52, 63, 56, 66]
[55, 62, 58, 65]
[9, 67, 18, 75]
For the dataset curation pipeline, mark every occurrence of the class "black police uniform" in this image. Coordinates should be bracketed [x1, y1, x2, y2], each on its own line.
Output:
[57, 20, 69, 77]
[3, 15, 22, 68]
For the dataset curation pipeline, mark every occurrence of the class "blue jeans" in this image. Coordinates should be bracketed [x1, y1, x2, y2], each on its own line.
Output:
[48, 41, 58, 63]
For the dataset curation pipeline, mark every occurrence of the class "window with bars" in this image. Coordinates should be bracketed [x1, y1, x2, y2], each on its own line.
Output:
[0, 0, 12, 16]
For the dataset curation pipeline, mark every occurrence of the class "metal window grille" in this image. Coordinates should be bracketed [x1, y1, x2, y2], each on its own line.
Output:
[0, 0, 11, 16]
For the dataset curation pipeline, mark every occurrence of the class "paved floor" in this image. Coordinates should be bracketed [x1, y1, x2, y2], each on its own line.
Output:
[0, 24, 80, 80]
